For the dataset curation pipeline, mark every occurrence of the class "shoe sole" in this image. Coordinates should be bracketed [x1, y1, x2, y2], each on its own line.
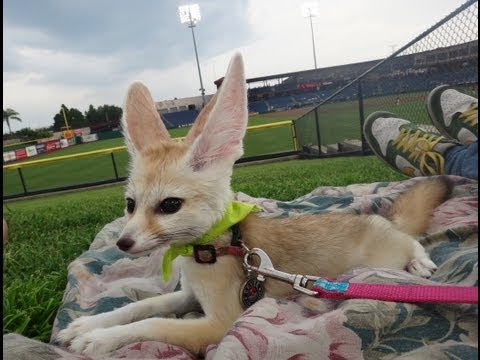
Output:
[363, 111, 408, 176]
[426, 84, 454, 139]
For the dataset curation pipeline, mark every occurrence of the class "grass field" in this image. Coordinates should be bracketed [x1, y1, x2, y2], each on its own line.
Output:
[294, 91, 432, 149]
[2, 91, 432, 197]
[5, 113, 296, 162]
[3, 113, 296, 197]
[3, 93, 434, 195]
[3, 155, 407, 342]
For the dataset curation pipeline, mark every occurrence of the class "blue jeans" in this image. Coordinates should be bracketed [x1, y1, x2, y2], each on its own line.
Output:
[444, 141, 478, 180]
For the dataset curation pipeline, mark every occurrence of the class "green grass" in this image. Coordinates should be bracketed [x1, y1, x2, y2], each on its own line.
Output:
[3, 114, 297, 197]
[3, 186, 126, 342]
[4, 92, 431, 197]
[4, 152, 131, 194]
[3, 155, 406, 342]
[5, 113, 295, 162]
[20, 138, 127, 161]
[294, 91, 432, 147]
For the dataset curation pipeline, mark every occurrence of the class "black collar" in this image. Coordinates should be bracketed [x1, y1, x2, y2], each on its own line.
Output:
[230, 223, 242, 247]
[193, 223, 245, 264]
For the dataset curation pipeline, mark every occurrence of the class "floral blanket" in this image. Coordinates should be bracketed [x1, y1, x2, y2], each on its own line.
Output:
[4, 176, 478, 360]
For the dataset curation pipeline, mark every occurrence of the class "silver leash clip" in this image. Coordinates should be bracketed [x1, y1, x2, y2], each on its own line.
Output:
[243, 247, 319, 296]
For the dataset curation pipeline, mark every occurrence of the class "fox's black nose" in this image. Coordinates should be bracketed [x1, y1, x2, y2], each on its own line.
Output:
[117, 236, 135, 252]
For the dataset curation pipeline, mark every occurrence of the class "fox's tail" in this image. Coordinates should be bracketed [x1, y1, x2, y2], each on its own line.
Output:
[389, 176, 452, 236]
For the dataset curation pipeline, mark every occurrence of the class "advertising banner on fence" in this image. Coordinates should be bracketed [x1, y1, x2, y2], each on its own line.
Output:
[63, 130, 74, 139]
[60, 139, 69, 148]
[81, 134, 98, 143]
[15, 148, 27, 160]
[3, 151, 16, 163]
[26, 146, 38, 157]
[44, 140, 61, 152]
[36, 143, 46, 154]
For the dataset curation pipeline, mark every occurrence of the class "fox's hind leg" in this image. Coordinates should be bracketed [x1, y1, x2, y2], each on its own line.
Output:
[407, 241, 437, 278]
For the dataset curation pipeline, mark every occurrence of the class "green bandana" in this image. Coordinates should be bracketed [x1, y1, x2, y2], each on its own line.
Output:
[161, 201, 260, 282]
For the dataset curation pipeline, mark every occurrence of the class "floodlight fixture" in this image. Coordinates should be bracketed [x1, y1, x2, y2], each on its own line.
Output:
[179, 3, 206, 107]
[179, 4, 201, 27]
[301, 2, 319, 69]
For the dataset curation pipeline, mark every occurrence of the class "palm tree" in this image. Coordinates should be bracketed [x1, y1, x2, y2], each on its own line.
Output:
[3, 108, 22, 134]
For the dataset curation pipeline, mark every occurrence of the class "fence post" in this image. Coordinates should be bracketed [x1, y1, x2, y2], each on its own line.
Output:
[357, 80, 369, 154]
[17, 168, 28, 195]
[110, 153, 119, 180]
[290, 122, 298, 151]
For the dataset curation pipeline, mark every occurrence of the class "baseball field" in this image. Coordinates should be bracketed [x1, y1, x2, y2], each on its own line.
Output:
[3, 92, 431, 198]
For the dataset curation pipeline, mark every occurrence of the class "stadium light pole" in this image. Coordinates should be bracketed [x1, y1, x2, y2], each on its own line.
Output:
[179, 4, 206, 107]
[301, 2, 320, 69]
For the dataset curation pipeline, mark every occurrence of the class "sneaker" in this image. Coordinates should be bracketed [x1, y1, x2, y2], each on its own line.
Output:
[427, 85, 478, 144]
[364, 111, 459, 177]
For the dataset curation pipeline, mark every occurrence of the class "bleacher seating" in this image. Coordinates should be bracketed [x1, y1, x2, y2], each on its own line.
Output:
[242, 42, 477, 116]
[248, 101, 269, 114]
[163, 49, 477, 129]
[293, 92, 319, 106]
[249, 86, 272, 96]
[161, 109, 199, 129]
[360, 62, 478, 98]
[267, 96, 296, 110]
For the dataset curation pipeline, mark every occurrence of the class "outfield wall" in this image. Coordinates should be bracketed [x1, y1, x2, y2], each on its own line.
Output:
[3, 121, 297, 200]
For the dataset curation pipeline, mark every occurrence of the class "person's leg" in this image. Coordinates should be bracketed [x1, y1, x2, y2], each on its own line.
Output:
[444, 140, 478, 180]
[363, 112, 459, 177]
[427, 85, 478, 144]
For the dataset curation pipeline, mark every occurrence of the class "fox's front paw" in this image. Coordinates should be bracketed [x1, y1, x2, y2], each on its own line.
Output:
[407, 257, 438, 278]
[58, 315, 105, 345]
[69, 326, 136, 356]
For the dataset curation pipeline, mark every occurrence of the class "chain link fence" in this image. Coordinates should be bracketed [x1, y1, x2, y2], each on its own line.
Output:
[3, 121, 297, 200]
[295, 0, 478, 157]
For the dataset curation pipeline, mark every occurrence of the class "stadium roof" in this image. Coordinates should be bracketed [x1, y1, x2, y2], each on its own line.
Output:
[214, 58, 381, 87]
[214, 39, 478, 88]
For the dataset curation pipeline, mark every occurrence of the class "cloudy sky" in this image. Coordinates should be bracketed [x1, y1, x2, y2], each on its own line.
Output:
[3, 0, 466, 132]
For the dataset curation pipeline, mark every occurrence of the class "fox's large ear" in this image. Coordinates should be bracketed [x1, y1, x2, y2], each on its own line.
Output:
[184, 91, 218, 145]
[186, 53, 247, 171]
[121, 82, 171, 153]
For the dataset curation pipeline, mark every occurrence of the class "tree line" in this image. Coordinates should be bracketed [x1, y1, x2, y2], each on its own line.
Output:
[52, 104, 122, 132]
[3, 104, 123, 141]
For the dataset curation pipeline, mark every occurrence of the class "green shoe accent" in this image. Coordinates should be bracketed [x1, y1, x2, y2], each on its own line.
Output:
[427, 85, 478, 144]
[364, 111, 458, 177]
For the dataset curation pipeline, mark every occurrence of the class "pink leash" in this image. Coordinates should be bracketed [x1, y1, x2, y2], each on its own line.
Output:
[312, 278, 478, 304]
[244, 248, 478, 304]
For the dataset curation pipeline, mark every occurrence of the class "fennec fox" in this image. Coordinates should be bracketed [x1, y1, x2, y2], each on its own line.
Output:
[59, 54, 450, 356]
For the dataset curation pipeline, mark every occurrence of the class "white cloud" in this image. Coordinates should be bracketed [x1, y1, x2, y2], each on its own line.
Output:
[3, 73, 94, 130]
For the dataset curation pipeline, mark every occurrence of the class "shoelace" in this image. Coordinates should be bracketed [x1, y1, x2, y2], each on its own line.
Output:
[393, 129, 446, 176]
[458, 102, 478, 127]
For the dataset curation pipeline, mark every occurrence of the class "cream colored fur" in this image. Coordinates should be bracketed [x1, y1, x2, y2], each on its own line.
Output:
[58, 54, 450, 356]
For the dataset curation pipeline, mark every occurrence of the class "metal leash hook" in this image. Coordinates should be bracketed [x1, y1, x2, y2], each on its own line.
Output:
[241, 247, 479, 305]
[243, 247, 319, 296]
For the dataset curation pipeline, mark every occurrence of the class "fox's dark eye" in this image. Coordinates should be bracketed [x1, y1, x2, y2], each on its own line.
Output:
[126, 198, 135, 214]
[157, 198, 182, 214]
